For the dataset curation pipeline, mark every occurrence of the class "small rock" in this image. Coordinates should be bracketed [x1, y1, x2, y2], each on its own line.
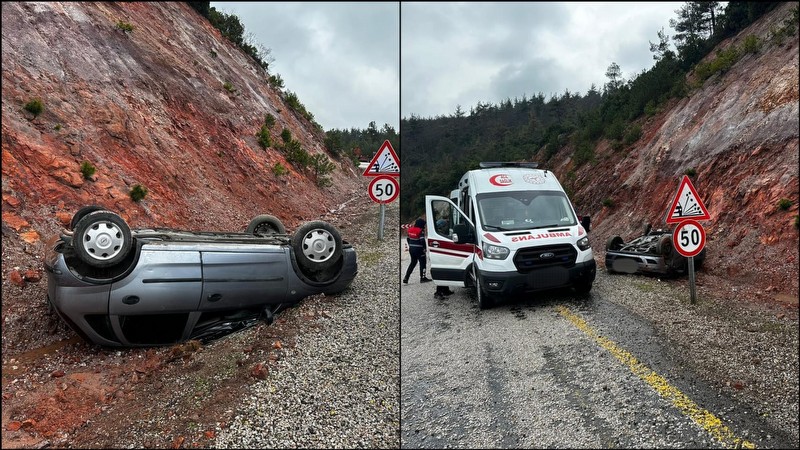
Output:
[251, 362, 268, 380]
[23, 269, 41, 282]
[55, 212, 72, 226]
[50, 369, 65, 378]
[7, 421, 22, 431]
[9, 271, 25, 287]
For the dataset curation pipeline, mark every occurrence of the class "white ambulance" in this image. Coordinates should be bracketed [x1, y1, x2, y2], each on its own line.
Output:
[425, 162, 595, 308]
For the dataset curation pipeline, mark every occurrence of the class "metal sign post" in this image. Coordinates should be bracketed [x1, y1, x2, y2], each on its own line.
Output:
[368, 175, 399, 242]
[688, 256, 696, 304]
[378, 203, 385, 241]
[672, 219, 705, 305]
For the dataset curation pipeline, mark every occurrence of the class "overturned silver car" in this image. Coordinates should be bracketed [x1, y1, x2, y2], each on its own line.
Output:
[604, 224, 705, 276]
[44, 206, 357, 347]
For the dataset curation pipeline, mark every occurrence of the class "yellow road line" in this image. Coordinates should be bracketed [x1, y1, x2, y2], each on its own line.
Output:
[556, 305, 756, 449]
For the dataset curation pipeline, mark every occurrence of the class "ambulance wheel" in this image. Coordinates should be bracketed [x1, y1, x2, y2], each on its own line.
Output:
[473, 265, 493, 310]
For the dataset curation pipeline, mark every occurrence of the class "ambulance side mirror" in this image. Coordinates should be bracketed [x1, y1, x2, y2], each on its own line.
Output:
[581, 215, 591, 232]
[452, 223, 475, 244]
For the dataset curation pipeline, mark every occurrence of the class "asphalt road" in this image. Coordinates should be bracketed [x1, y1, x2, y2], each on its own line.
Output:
[400, 245, 794, 448]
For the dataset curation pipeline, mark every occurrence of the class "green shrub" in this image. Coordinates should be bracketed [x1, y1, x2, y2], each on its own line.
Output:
[223, 81, 235, 92]
[605, 119, 626, 141]
[116, 20, 134, 32]
[80, 161, 96, 180]
[323, 133, 342, 157]
[284, 91, 316, 123]
[309, 153, 336, 187]
[257, 125, 271, 149]
[130, 184, 148, 202]
[795, 215, 799, 229]
[24, 98, 43, 117]
[210, 49, 217, 58]
[684, 168, 697, 177]
[602, 198, 615, 208]
[269, 74, 284, 89]
[644, 100, 659, 117]
[695, 45, 741, 84]
[572, 141, 594, 166]
[778, 198, 793, 210]
[284, 140, 309, 169]
[623, 124, 642, 146]
[264, 113, 276, 128]
[54, 124, 62, 131]
[742, 35, 762, 54]
[272, 162, 288, 177]
[280, 128, 291, 143]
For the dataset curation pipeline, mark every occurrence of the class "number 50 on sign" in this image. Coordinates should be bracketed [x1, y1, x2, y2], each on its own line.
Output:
[369, 175, 399, 204]
[672, 220, 706, 257]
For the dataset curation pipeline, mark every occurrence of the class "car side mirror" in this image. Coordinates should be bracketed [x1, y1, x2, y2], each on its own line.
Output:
[452, 223, 474, 244]
[581, 215, 591, 232]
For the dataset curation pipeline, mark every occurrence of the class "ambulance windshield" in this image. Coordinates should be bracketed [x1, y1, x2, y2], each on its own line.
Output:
[476, 191, 577, 231]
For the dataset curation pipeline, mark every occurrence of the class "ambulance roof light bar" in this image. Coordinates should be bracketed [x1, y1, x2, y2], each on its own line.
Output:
[479, 162, 540, 169]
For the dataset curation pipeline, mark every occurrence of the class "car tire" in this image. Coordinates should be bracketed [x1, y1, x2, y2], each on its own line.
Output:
[292, 221, 343, 272]
[246, 214, 286, 236]
[73, 210, 133, 268]
[473, 264, 492, 309]
[606, 235, 624, 251]
[657, 235, 673, 256]
[70, 205, 107, 230]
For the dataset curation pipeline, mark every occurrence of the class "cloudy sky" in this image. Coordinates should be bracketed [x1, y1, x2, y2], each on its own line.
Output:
[402, 2, 685, 119]
[211, 2, 685, 130]
[211, 2, 400, 131]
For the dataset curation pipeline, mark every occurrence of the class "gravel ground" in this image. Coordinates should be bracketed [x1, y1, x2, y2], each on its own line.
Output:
[214, 201, 401, 449]
[591, 269, 799, 446]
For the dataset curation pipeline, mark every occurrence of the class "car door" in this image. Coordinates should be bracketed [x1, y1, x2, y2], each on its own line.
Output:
[200, 248, 288, 311]
[425, 195, 476, 287]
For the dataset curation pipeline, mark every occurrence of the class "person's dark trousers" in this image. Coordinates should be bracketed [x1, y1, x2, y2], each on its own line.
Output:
[403, 247, 429, 283]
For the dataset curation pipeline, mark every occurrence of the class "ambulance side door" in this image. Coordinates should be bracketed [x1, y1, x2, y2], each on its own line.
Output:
[425, 195, 475, 287]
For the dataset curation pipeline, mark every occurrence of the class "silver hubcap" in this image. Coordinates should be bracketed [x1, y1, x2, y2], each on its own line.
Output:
[83, 221, 124, 261]
[301, 228, 335, 263]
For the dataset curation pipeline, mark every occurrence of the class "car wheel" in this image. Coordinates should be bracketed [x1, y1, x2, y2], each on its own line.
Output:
[292, 221, 343, 271]
[473, 264, 492, 309]
[70, 205, 106, 230]
[606, 235, 624, 251]
[657, 235, 673, 256]
[246, 214, 286, 236]
[73, 210, 133, 268]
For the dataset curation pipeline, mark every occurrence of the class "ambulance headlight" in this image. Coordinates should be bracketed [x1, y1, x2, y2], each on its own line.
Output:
[482, 242, 509, 260]
[577, 236, 591, 251]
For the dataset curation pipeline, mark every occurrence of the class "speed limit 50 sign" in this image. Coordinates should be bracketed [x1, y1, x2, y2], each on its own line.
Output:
[672, 220, 706, 257]
[368, 175, 399, 204]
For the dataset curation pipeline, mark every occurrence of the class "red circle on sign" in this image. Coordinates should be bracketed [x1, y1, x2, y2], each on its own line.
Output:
[489, 174, 513, 186]
[368, 175, 399, 204]
[672, 220, 706, 257]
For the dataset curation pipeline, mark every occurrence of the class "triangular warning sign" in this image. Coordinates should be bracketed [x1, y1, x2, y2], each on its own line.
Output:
[362, 140, 400, 177]
[665, 175, 710, 224]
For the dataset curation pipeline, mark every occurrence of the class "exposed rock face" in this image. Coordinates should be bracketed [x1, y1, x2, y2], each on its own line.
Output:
[2, 2, 362, 242]
[540, 3, 799, 298]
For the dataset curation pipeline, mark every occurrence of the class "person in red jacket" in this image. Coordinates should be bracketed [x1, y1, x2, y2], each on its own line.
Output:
[403, 218, 431, 284]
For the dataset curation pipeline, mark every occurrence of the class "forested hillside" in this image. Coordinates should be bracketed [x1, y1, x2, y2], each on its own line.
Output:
[400, 1, 797, 220]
